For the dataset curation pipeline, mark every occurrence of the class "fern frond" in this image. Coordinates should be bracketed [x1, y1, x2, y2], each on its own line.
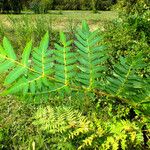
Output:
[33, 106, 87, 134]
[33, 106, 144, 150]
[75, 21, 108, 90]
[32, 32, 53, 77]
[1, 32, 55, 95]
[3, 41, 32, 85]
[54, 32, 76, 87]
[0, 39, 32, 91]
[29, 32, 54, 93]
[0, 21, 149, 112]
[0, 37, 16, 73]
[105, 54, 147, 104]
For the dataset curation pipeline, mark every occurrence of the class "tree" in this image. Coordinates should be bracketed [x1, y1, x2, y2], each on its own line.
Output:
[1, 0, 11, 13]
[30, 0, 54, 14]
[97, 0, 113, 11]
[11, 0, 22, 14]
[80, 0, 91, 10]
[63, 0, 81, 10]
[0, 0, 23, 14]
[115, 0, 150, 14]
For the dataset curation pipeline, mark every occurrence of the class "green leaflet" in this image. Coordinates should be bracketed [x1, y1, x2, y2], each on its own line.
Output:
[32, 32, 53, 76]
[74, 41, 87, 52]
[30, 81, 36, 94]
[76, 21, 107, 89]
[42, 77, 50, 86]
[39, 31, 49, 53]
[23, 81, 29, 95]
[4, 66, 26, 85]
[21, 40, 32, 66]
[3, 37, 17, 60]
[0, 61, 14, 73]
[82, 20, 90, 34]
[0, 44, 6, 56]
[89, 36, 102, 47]
[0, 38, 17, 73]
[75, 34, 87, 47]
[3, 77, 28, 94]
[60, 32, 67, 46]
[55, 32, 76, 86]
[36, 78, 42, 90]
[88, 29, 100, 41]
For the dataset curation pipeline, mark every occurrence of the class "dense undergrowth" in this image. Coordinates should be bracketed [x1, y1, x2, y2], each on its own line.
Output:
[0, 4, 150, 150]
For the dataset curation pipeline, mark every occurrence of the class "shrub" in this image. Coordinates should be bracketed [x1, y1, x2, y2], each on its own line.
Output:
[104, 0, 150, 76]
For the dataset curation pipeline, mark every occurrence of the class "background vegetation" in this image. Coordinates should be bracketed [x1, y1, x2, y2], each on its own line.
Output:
[0, 0, 117, 14]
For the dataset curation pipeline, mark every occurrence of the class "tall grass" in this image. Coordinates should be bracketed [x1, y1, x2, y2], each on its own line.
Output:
[0, 11, 118, 51]
[0, 15, 54, 51]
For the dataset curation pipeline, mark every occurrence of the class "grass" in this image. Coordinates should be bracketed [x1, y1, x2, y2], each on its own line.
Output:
[0, 10, 118, 54]
[0, 10, 118, 33]
[0, 10, 119, 149]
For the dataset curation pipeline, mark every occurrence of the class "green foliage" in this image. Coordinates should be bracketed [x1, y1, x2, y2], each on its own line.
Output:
[0, 96, 37, 149]
[0, 21, 105, 94]
[0, 15, 54, 51]
[0, 0, 23, 14]
[0, 21, 149, 115]
[1, 94, 149, 149]
[105, 14, 150, 58]
[111, 0, 150, 49]
[53, 0, 113, 11]
[114, 0, 150, 14]
[0, 0, 116, 13]
[105, 54, 147, 102]
[30, 0, 54, 14]
[33, 105, 146, 150]
[75, 21, 108, 90]
[0, 21, 150, 149]
[104, 1, 150, 77]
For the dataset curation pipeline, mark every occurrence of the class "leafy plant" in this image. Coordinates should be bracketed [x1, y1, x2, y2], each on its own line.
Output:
[33, 105, 88, 149]
[33, 105, 146, 150]
[0, 21, 149, 115]
[108, 0, 150, 67]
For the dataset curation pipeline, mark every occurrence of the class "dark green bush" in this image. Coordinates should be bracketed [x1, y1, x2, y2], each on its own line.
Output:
[104, 1, 150, 76]
[53, 0, 113, 11]
[30, 0, 53, 14]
